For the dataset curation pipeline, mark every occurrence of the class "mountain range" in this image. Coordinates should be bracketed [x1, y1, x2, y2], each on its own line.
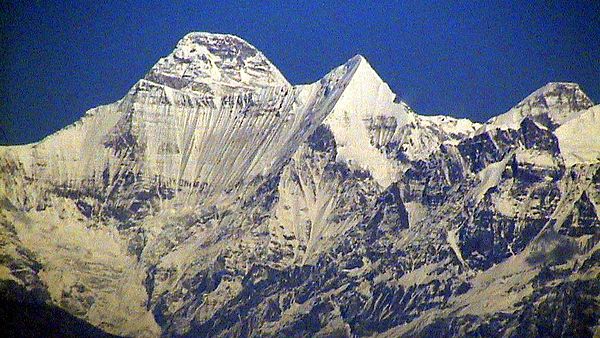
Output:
[1, 32, 599, 337]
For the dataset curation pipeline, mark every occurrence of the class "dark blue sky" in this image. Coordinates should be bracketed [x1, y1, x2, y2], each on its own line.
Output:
[1, 1, 599, 145]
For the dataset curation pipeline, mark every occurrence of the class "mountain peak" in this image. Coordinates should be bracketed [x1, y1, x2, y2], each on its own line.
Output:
[181, 31, 246, 42]
[526, 82, 592, 106]
[482, 81, 594, 132]
[533, 81, 584, 93]
[349, 54, 367, 63]
[511, 81, 593, 125]
[144, 31, 289, 93]
[343, 54, 392, 98]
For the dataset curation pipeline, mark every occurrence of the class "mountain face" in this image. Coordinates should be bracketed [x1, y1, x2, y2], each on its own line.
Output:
[1, 33, 599, 337]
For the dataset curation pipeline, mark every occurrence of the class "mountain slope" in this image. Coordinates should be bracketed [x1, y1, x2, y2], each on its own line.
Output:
[0, 32, 598, 337]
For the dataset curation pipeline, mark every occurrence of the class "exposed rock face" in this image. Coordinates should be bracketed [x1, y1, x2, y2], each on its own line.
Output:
[1, 32, 599, 337]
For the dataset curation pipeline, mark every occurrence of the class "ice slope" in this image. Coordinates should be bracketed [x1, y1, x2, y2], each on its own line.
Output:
[555, 104, 600, 166]
[324, 55, 404, 187]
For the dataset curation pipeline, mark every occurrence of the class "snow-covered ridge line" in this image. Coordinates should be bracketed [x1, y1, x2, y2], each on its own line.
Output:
[0, 46, 367, 203]
[1, 32, 596, 172]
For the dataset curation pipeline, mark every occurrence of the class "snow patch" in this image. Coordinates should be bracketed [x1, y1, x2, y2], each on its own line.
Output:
[472, 155, 512, 205]
[515, 149, 559, 168]
[447, 228, 469, 268]
[555, 105, 600, 166]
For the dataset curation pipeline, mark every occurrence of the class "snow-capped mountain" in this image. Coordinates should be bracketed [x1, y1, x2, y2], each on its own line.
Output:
[1, 32, 598, 337]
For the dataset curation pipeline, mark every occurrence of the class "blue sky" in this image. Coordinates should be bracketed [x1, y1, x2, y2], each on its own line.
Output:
[1, 1, 598, 144]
